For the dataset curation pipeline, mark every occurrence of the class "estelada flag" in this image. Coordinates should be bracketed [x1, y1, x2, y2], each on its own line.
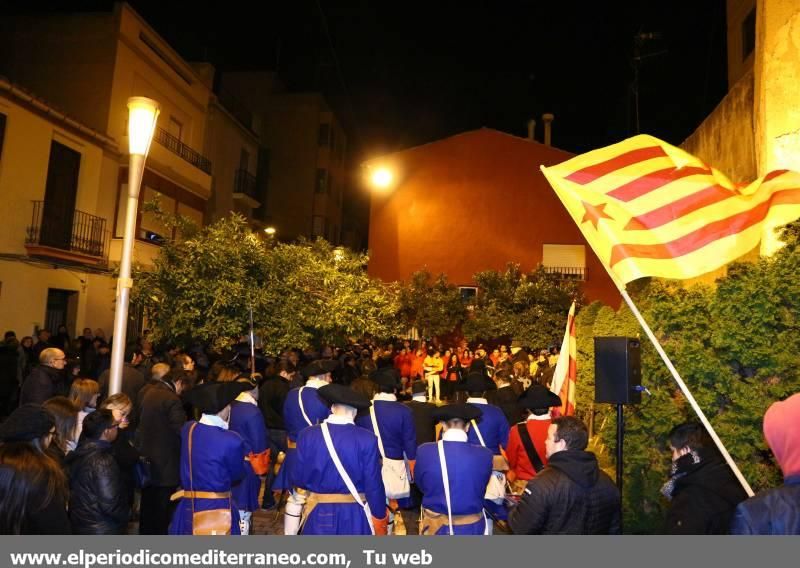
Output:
[550, 301, 576, 417]
[540, 135, 800, 284]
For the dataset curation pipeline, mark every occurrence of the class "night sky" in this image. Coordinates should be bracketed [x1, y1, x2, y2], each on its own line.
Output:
[4, 0, 729, 234]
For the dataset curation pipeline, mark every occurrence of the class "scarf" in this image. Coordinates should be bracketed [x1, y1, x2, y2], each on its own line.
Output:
[660, 450, 702, 500]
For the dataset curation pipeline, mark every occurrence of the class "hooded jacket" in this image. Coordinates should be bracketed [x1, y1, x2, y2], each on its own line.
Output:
[509, 449, 620, 534]
[66, 439, 129, 534]
[664, 450, 748, 534]
[731, 393, 800, 534]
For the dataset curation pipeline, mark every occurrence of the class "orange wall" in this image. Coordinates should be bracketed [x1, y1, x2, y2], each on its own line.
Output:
[367, 129, 621, 307]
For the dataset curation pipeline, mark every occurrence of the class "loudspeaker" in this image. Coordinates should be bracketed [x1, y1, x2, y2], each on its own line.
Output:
[594, 337, 641, 405]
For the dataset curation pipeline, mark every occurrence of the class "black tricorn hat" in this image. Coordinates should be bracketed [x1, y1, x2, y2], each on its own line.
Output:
[186, 381, 252, 415]
[300, 359, 339, 378]
[0, 404, 55, 442]
[433, 403, 483, 423]
[369, 366, 401, 388]
[318, 384, 372, 410]
[518, 384, 562, 410]
[456, 371, 497, 392]
[411, 380, 427, 395]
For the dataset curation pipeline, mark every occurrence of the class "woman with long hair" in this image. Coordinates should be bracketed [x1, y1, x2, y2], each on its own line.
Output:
[42, 396, 79, 465]
[69, 378, 99, 442]
[444, 352, 461, 401]
[0, 404, 70, 534]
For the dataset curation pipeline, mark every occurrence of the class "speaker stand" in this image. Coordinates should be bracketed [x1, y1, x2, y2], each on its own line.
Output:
[616, 403, 624, 533]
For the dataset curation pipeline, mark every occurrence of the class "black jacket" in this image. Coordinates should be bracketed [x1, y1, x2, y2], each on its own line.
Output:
[488, 385, 522, 426]
[66, 440, 129, 534]
[405, 399, 437, 447]
[20, 365, 66, 405]
[509, 449, 621, 534]
[730, 476, 800, 535]
[98, 364, 146, 417]
[135, 380, 186, 487]
[664, 454, 748, 534]
[259, 375, 291, 430]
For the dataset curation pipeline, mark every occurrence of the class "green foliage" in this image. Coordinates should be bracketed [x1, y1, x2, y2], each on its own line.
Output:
[463, 263, 583, 348]
[579, 223, 800, 532]
[131, 215, 401, 354]
[397, 270, 465, 338]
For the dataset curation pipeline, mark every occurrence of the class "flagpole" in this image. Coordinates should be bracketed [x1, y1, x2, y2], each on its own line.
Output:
[614, 283, 755, 497]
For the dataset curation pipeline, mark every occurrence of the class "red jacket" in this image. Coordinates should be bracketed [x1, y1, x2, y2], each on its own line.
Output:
[507, 418, 551, 481]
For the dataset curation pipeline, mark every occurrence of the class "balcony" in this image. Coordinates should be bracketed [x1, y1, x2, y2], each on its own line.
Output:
[542, 265, 586, 281]
[25, 201, 109, 265]
[153, 127, 212, 174]
[233, 168, 260, 207]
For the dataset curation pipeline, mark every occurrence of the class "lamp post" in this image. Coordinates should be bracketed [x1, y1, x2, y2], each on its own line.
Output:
[108, 97, 160, 396]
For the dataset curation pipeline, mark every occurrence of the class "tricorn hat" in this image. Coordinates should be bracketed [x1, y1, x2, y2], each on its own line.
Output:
[432, 403, 483, 423]
[456, 371, 497, 392]
[318, 384, 371, 410]
[518, 384, 562, 410]
[369, 366, 401, 388]
[185, 381, 252, 415]
[300, 359, 339, 378]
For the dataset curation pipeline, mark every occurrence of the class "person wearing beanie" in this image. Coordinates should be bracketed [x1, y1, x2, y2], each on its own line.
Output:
[731, 393, 800, 534]
[229, 375, 270, 535]
[415, 403, 493, 535]
[169, 380, 254, 535]
[273, 360, 335, 524]
[0, 404, 70, 533]
[291, 384, 389, 535]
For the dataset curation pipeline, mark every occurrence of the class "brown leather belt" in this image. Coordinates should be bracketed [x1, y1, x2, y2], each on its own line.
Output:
[170, 490, 231, 501]
[300, 492, 367, 528]
[287, 439, 297, 449]
[419, 507, 483, 535]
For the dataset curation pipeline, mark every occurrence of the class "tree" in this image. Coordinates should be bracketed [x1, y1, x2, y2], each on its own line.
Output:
[132, 214, 401, 354]
[397, 270, 466, 339]
[462, 263, 583, 348]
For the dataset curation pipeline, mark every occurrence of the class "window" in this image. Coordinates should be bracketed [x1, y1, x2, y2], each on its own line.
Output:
[239, 148, 250, 171]
[459, 287, 478, 304]
[139, 187, 175, 242]
[0, 112, 6, 162]
[315, 168, 328, 194]
[742, 8, 756, 61]
[168, 116, 183, 141]
[318, 123, 330, 147]
[542, 244, 586, 280]
[312, 215, 326, 238]
[327, 172, 333, 195]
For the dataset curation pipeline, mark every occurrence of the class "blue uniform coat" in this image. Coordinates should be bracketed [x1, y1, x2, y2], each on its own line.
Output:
[169, 421, 247, 535]
[294, 421, 386, 535]
[274, 386, 331, 491]
[355, 400, 417, 460]
[229, 399, 270, 512]
[416, 440, 493, 534]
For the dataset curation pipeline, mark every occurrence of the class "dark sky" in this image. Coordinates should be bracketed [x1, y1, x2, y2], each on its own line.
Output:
[5, 1, 729, 237]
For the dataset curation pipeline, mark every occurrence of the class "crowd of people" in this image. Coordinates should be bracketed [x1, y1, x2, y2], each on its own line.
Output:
[0, 327, 798, 535]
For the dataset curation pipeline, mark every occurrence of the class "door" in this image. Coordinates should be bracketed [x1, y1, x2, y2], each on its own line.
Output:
[45, 288, 77, 336]
[40, 141, 81, 250]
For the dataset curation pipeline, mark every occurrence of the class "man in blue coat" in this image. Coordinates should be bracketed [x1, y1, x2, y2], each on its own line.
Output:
[169, 380, 252, 535]
[416, 403, 493, 535]
[356, 367, 417, 532]
[229, 375, 270, 535]
[293, 384, 389, 535]
[459, 371, 511, 526]
[278, 359, 336, 533]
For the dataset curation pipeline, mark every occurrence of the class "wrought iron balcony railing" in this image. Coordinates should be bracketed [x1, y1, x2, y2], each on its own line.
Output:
[25, 200, 109, 263]
[154, 127, 212, 174]
[542, 265, 586, 281]
[233, 168, 259, 202]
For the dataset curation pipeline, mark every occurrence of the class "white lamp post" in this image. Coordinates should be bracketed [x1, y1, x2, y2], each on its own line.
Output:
[108, 97, 160, 396]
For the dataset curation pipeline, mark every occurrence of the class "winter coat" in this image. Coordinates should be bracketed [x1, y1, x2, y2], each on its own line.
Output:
[66, 440, 129, 534]
[20, 364, 66, 405]
[664, 454, 748, 534]
[509, 449, 620, 534]
[135, 380, 186, 487]
[730, 476, 800, 535]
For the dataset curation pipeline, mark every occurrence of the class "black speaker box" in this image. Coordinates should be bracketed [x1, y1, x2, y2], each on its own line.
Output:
[594, 337, 641, 405]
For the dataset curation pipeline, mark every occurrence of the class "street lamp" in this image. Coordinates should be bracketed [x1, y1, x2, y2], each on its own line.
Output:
[369, 166, 394, 190]
[109, 97, 160, 396]
[264, 226, 276, 236]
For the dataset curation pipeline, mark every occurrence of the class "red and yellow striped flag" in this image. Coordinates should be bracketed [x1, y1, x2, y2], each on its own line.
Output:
[550, 301, 576, 417]
[541, 135, 800, 284]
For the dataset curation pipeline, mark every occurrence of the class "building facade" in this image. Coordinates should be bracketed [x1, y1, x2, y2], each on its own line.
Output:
[366, 128, 621, 307]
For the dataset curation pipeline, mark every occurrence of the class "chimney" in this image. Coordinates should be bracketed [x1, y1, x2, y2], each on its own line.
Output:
[542, 113, 554, 146]
[527, 119, 536, 141]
